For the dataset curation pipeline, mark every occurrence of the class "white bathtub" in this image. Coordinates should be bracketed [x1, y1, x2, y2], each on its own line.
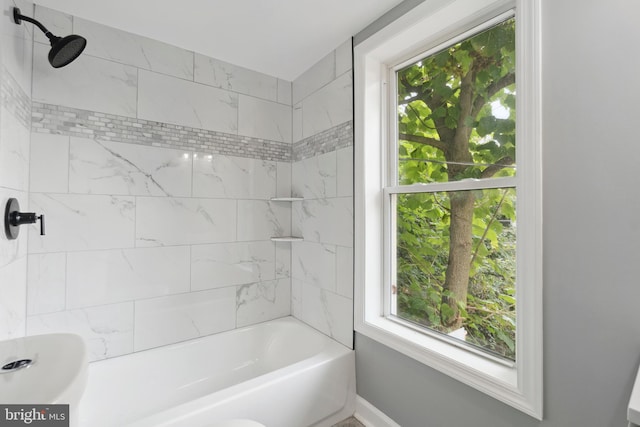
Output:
[78, 317, 356, 427]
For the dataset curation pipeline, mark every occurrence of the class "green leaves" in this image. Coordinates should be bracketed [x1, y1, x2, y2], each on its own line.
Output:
[433, 106, 447, 118]
[441, 303, 455, 325]
[396, 189, 517, 359]
[397, 20, 516, 185]
[394, 17, 517, 360]
[445, 115, 457, 129]
[477, 116, 497, 137]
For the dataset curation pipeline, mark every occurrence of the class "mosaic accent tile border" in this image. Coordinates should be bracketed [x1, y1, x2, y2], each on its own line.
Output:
[31, 102, 292, 162]
[1, 69, 31, 129]
[293, 121, 353, 161]
[31, 102, 352, 162]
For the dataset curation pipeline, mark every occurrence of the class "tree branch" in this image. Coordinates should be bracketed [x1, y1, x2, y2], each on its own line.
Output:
[469, 188, 509, 268]
[479, 156, 514, 179]
[398, 133, 448, 154]
[401, 93, 426, 105]
[471, 72, 516, 119]
[407, 104, 437, 131]
[398, 75, 430, 105]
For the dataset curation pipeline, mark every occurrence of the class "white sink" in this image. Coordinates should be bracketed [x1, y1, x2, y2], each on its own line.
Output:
[0, 333, 88, 405]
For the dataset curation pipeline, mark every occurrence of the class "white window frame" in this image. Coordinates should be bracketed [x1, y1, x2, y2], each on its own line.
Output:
[354, 0, 542, 419]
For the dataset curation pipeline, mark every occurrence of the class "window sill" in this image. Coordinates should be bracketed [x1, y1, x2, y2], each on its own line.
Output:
[358, 315, 515, 384]
[355, 316, 540, 417]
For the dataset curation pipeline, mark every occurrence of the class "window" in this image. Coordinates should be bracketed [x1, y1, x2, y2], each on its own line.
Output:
[391, 17, 517, 361]
[354, 0, 542, 418]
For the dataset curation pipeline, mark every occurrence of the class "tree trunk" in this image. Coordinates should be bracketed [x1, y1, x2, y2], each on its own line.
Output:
[438, 68, 477, 330]
[441, 190, 475, 329]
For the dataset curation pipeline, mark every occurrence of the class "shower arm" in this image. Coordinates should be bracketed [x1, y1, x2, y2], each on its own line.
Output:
[12, 7, 86, 68]
[13, 8, 60, 43]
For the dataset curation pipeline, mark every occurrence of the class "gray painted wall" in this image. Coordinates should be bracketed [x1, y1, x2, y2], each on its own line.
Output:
[354, 0, 640, 426]
[353, 0, 425, 46]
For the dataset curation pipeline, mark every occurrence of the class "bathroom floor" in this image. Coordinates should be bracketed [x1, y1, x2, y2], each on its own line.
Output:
[332, 417, 366, 427]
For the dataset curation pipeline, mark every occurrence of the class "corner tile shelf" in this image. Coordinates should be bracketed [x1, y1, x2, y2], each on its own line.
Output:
[270, 236, 304, 242]
[270, 197, 303, 242]
[270, 197, 304, 202]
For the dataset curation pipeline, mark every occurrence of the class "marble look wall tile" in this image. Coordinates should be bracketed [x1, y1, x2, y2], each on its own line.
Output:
[293, 198, 353, 247]
[236, 279, 290, 327]
[0, 257, 27, 340]
[28, 193, 135, 253]
[138, 69, 238, 134]
[275, 241, 291, 279]
[0, 36, 33, 340]
[292, 104, 303, 144]
[291, 152, 337, 199]
[293, 51, 335, 105]
[34, 6, 72, 46]
[236, 200, 290, 241]
[277, 79, 292, 105]
[135, 197, 236, 247]
[0, 106, 29, 192]
[66, 246, 190, 309]
[194, 54, 278, 102]
[301, 72, 353, 139]
[11, 0, 33, 34]
[69, 137, 192, 197]
[238, 95, 292, 143]
[276, 162, 292, 198]
[299, 282, 353, 348]
[26, 302, 134, 361]
[337, 147, 353, 197]
[291, 241, 336, 292]
[3, 1, 33, 95]
[335, 39, 353, 77]
[191, 241, 276, 291]
[0, 189, 28, 268]
[27, 253, 66, 315]
[33, 44, 138, 117]
[336, 246, 354, 299]
[193, 155, 276, 199]
[134, 288, 236, 351]
[75, 18, 194, 80]
[30, 133, 69, 194]
[291, 278, 302, 318]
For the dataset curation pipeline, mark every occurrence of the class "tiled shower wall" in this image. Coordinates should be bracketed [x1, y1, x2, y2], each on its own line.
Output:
[14, 4, 354, 359]
[0, 0, 33, 340]
[291, 43, 354, 347]
[26, 6, 296, 360]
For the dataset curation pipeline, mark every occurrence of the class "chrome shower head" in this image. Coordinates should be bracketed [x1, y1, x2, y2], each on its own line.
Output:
[13, 7, 87, 68]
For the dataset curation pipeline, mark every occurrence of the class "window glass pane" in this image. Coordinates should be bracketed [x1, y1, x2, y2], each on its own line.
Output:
[393, 188, 516, 360]
[397, 18, 516, 184]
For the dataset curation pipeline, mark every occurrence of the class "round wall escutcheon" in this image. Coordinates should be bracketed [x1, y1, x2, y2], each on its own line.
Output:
[4, 198, 20, 240]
